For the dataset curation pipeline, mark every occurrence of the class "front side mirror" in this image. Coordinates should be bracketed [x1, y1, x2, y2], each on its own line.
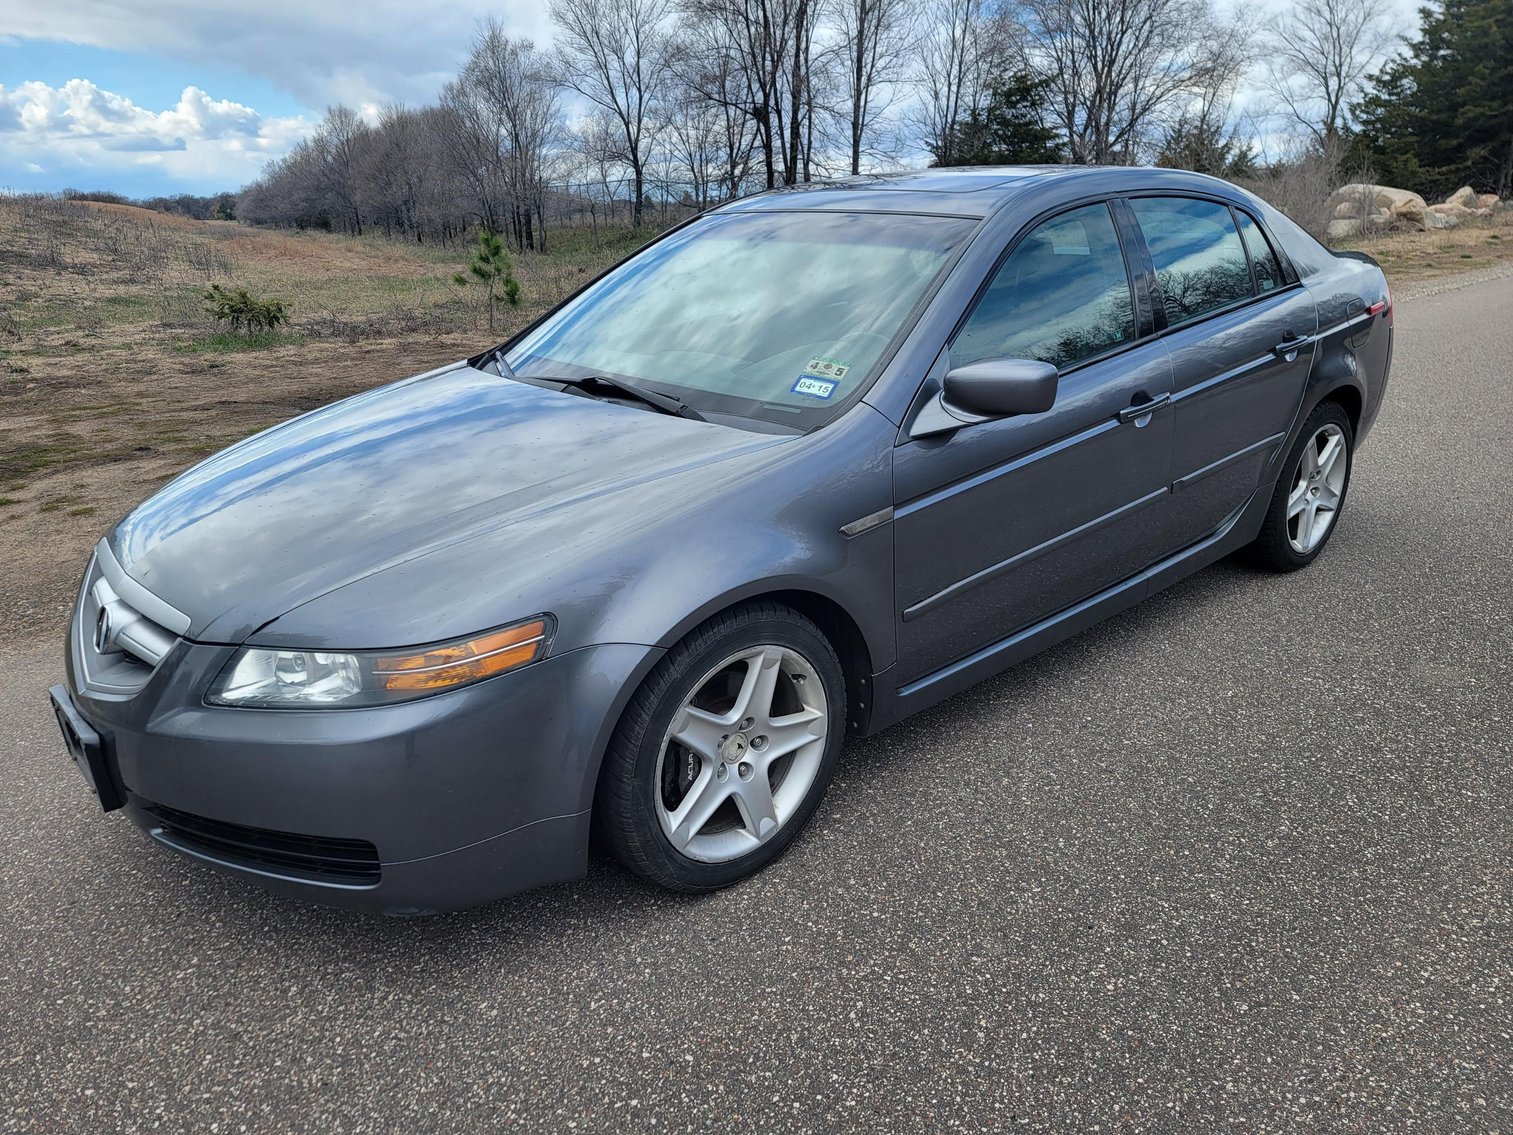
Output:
[942, 358, 1059, 418]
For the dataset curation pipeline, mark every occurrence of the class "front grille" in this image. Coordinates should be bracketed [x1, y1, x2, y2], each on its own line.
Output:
[72, 541, 189, 699]
[144, 802, 381, 886]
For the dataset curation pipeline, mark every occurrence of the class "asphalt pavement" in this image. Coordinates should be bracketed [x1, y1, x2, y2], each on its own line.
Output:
[2, 273, 1510, 1133]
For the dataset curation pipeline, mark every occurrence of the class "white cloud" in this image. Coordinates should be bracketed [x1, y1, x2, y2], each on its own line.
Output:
[0, 80, 311, 190]
[4, 0, 553, 110]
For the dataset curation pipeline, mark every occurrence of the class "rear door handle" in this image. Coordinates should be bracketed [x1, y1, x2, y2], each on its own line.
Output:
[1273, 334, 1311, 359]
[1118, 392, 1170, 424]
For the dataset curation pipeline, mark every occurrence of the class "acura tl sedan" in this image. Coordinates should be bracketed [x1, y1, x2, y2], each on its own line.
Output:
[50, 167, 1392, 914]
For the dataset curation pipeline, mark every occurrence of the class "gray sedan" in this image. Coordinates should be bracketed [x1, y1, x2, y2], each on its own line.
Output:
[50, 166, 1392, 914]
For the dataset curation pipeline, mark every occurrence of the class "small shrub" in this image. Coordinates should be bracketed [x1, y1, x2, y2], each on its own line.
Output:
[453, 230, 521, 332]
[202, 284, 289, 335]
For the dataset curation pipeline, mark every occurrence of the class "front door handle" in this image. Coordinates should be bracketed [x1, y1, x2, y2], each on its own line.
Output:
[1118, 392, 1170, 424]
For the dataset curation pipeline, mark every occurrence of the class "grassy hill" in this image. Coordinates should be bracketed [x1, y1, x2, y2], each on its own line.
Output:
[0, 196, 655, 638]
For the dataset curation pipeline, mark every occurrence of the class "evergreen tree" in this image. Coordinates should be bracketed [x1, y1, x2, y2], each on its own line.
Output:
[453, 230, 522, 333]
[1355, 0, 1513, 197]
[1155, 112, 1257, 178]
[931, 73, 1066, 167]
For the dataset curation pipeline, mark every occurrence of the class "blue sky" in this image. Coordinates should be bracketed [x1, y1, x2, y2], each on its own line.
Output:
[0, 0, 549, 197]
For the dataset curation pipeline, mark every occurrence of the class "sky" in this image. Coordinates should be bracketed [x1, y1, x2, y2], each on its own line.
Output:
[0, 0, 552, 197]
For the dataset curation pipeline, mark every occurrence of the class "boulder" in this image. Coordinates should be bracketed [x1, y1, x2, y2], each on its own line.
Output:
[1429, 201, 1474, 219]
[1445, 185, 1479, 208]
[1334, 199, 1362, 219]
[1374, 185, 1429, 214]
[1478, 193, 1500, 210]
[1329, 183, 1432, 230]
[1326, 217, 1363, 241]
[1423, 209, 1458, 229]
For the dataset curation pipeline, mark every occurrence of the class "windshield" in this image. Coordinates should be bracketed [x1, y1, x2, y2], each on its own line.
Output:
[504, 210, 977, 428]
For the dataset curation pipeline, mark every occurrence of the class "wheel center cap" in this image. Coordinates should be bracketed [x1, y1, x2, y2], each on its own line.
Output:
[721, 733, 749, 764]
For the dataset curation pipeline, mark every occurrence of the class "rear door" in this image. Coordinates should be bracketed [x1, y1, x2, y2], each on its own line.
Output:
[892, 201, 1178, 683]
[1127, 197, 1318, 547]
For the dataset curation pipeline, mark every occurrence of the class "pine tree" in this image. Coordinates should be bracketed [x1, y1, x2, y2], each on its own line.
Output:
[1156, 113, 1257, 178]
[453, 230, 522, 333]
[1355, 0, 1513, 198]
[931, 74, 1066, 167]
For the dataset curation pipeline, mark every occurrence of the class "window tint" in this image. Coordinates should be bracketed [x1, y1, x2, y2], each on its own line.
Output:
[953, 203, 1134, 370]
[1130, 197, 1254, 325]
[1235, 210, 1284, 293]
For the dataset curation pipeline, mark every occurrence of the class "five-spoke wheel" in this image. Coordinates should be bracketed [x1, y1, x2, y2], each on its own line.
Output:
[596, 603, 845, 892]
[656, 645, 829, 862]
[1247, 400, 1355, 571]
[1287, 422, 1348, 554]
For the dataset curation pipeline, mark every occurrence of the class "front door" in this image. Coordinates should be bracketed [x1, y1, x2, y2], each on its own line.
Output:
[893, 202, 1179, 684]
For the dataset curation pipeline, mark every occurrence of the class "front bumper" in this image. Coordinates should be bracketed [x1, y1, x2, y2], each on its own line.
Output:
[59, 639, 658, 914]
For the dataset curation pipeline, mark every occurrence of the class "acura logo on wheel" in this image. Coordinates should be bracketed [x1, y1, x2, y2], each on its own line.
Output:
[93, 607, 114, 654]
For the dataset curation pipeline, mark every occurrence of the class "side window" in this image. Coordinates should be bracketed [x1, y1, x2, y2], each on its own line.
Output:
[952, 203, 1135, 371]
[1234, 210, 1284, 293]
[1129, 197, 1254, 326]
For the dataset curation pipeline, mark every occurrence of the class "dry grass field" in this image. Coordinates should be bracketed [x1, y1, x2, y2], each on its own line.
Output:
[1, 194, 1510, 641]
[0, 196, 648, 638]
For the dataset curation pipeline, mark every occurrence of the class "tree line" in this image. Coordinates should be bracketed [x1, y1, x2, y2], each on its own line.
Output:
[232, 0, 1508, 248]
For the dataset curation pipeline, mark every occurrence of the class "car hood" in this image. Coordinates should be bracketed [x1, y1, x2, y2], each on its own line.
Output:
[111, 362, 786, 642]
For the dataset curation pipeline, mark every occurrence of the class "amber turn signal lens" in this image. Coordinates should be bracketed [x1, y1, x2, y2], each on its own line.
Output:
[374, 619, 550, 692]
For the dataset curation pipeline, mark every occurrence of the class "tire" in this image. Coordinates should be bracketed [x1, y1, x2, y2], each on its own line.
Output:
[595, 602, 846, 893]
[1245, 400, 1355, 572]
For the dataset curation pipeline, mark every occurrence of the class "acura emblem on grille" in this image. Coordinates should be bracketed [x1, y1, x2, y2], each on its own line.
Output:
[93, 607, 114, 654]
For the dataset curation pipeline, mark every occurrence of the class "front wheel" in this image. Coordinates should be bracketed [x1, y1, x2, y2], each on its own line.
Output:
[1245, 401, 1354, 571]
[595, 603, 845, 892]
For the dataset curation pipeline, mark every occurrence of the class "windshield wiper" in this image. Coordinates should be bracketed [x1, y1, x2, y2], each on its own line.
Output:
[552, 374, 707, 422]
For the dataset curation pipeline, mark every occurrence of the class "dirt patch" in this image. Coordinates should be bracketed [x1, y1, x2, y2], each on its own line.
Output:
[1343, 209, 1513, 284]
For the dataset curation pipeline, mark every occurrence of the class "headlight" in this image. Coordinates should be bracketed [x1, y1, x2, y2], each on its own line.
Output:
[206, 616, 554, 708]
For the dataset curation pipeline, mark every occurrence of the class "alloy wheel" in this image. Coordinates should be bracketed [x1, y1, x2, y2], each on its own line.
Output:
[654, 644, 829, 863]
[1287, 422, 1348, 554]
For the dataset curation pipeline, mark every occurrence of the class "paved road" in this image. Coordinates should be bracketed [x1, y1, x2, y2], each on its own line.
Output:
[3, 275, 1510, 1134]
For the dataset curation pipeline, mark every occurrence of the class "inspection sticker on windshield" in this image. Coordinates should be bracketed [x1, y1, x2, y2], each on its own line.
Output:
[791, 357, 851, 400]
[804, 356, 850, 381]
[791, 375, 839, 399]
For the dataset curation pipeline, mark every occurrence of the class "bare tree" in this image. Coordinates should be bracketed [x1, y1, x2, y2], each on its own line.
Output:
[669, 12, 762, 195]
[680, 0, 825, 187]
[552, 0, 674, 226]
[1021, 0, 1246, 164]
[912, 0, 1006, 166]
[442, 22, 561, 250]
[1263, 0, 1391, 147]
[834, 0, 916, 173]
[311, 105, 371, 235]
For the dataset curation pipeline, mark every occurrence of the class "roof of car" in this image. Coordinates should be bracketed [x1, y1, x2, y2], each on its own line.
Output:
[718, 165, 1244, 219]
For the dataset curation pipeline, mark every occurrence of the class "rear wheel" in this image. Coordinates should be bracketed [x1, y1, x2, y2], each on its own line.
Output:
[596, 603, 845, 892]
[1246, 401, 1354, 571]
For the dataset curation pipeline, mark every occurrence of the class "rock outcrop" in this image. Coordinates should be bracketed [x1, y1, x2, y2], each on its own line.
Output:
[1445, 185, 1480, 209]
[1326, 183, 1431, 232]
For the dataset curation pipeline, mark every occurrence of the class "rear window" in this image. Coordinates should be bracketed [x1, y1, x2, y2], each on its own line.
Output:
[1235, 211, 1284, 293]
[1130, 197, 1254, 326]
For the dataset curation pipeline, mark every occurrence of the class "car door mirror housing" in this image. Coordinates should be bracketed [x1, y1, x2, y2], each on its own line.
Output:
[942, 358, 1060, 419]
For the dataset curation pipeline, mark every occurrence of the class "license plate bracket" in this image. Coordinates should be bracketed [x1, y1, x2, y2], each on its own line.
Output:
[48, 685, 125, 812]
